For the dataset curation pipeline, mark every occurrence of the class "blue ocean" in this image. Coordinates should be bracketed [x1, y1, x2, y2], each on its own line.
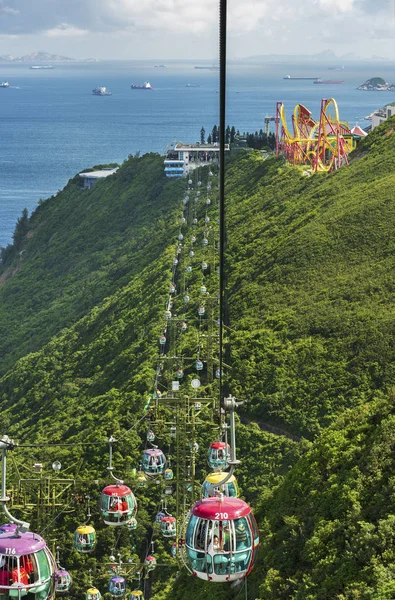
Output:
[0, 59, 394, 247]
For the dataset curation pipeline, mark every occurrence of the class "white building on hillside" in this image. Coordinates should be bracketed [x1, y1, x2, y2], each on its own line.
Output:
[79, 167, 118, 189]
[164, 142, 230, 178]
[371, 103, 395, 130]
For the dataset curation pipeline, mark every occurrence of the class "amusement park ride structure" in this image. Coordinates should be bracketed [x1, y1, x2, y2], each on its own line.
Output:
[276, 98, 360, 173]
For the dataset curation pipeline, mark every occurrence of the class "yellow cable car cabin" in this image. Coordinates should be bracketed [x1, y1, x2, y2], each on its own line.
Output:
[202, 472, 239, 498]
[74, 525, 96, 553]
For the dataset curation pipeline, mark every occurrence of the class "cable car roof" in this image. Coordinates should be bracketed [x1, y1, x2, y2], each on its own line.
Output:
[205, 472, 236, 484]
[75, 525, 95, 534]
[55, 569, 70, 577]
[102, 484, 132, 496]
[161, 516, 176, 522]
[209, 441, 230, 450]
[0, 530, 47, 554]
[191, 497, 250, 520]
[143, 449, 164, 456]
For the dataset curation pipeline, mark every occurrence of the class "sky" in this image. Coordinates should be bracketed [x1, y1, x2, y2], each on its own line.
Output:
[0, 0, 394, 60]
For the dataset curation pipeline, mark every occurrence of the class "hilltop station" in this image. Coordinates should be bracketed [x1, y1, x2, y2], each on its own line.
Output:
[164, 142, 230, 177]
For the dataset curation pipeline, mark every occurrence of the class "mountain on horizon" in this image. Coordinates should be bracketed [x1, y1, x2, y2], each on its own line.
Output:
[0, 50, 97, 63]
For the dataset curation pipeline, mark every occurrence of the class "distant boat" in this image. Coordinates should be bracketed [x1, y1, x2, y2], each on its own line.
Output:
[186, 83, 201, 88]
[154, 64, 166, 68]
[131, 81, 153, 90]
[30, 65, 54, 70]
[328, 66, 345, 71]
[284, 75, 319, 80]
[0, 81, 9, 88]
[92, 86, 112, 96]
[314, 79, 344, 85]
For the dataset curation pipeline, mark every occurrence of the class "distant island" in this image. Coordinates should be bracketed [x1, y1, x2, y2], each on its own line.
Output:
[0, 51, 97, 63]
[358, 77, 395, 91]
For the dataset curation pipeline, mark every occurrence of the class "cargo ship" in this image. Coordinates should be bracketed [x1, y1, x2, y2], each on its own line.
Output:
[0, 81, 9, 88]
[313, 79, 344, 84]
[284, 75, 319, 80]
[131, 81, 153, 90]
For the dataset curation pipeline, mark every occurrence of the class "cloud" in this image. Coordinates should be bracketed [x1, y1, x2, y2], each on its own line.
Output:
[45, 23, 88, 38]
[0, 0, 394, 55]
[0, 5, 19, 15]
[317, 0, 354, 13]
[0, 0, 219, 35]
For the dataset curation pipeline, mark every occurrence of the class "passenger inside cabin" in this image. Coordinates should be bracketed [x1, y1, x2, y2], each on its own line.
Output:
[0, 556, 11, 596]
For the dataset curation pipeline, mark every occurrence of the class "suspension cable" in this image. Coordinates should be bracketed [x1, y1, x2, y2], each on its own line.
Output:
[219, 0, 227, 420]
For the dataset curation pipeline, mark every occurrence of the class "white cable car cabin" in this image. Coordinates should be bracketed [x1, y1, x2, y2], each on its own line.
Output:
[184, 497, 259, 582]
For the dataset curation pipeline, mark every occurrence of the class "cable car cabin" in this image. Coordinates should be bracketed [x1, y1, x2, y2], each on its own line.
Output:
[185, 497, 259, 582]
[155, 512, 165, 525]
[207, 442, 231, 470]
[108, 577, 126, 597]
[160, 516, 176, 538]
[164, 468, 173, 481]
[136, 473, 147, 488]
[130, 592, 143, 600]
[100, 485, 137, 526]
[74, 526, 96, 553]
[86, 588, 101, 600]
[0, 530, 56, 600]
[144, 556, 156, 571]
[142, 449, 166, 477]
[55, 569, 72, 593]
[202, 473, 239, 498]
[126, 518, 137, 531]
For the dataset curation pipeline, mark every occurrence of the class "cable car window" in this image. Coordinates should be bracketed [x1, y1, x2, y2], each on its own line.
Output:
[233, 549, 251, 572]
[185, 515, 197, 547]
[234, 518, 251, 550]
[195, 520, 208, 551]
[213, 553, 229, 575]
[247, 513, 259, 543]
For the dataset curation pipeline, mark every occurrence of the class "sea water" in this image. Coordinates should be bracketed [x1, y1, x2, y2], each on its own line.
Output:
[0, 59, 394, 247]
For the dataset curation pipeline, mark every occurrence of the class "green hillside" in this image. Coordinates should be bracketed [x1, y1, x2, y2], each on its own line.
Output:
[1, 118, 395, 598]
[0, 154, 184, 374]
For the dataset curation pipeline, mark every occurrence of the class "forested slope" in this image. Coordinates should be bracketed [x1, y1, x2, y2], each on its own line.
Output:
[1, 118, 395, 599]
[0, 153, 184, 374]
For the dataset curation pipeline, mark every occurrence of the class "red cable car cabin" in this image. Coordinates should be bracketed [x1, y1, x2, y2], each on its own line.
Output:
[184, 497, 259, 582]
[207, 442, 231, 470]
[100, 484, 137, 526]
